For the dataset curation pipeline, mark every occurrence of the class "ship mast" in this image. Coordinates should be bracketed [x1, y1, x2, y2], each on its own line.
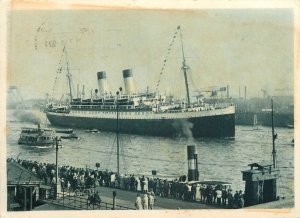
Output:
[116, 90, 120, 174]
[271, 98, 277, 168]
[64, 46, 73, 101]
[179, 26, 191, 108]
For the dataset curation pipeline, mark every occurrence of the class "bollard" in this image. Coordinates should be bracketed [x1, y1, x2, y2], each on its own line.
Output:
[112, 191, 117, 210]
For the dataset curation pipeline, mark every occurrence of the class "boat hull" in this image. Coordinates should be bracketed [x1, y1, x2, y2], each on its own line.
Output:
[18, 140, 54, 147]
[46, 107, 235, 138]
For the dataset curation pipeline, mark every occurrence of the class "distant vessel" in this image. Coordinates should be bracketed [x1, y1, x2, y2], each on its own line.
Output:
[60, 133, 78, 139]
[18, 124, 55, 146]
[85, 129, 99, 133]
[45, 26, 235, 138]
[286, 124, 294, 129]
[55, 129, 74, 134]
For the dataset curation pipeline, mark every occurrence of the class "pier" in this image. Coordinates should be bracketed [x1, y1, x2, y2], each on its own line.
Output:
[38, 185, 226, 210]
[7, 158, 292, 211]
[7, 158, 243, 210]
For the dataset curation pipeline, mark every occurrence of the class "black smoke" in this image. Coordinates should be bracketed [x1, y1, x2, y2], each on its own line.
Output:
[13, 110, 41, 125]
[172, 119, 194, 142]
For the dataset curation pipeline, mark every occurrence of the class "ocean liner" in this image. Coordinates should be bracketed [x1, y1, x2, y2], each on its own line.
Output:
[45, 26, 235, 138]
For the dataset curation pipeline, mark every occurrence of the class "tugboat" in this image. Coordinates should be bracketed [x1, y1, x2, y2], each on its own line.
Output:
[18, 124, 55, 147]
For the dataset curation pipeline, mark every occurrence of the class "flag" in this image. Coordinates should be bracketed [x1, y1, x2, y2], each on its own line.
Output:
[220, 87, 226, 91]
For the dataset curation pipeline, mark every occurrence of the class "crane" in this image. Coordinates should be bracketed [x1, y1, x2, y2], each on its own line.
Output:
[261, 89, 268, 98]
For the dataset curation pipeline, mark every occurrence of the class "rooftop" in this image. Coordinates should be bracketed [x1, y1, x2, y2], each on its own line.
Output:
[7, 161, 43, 185]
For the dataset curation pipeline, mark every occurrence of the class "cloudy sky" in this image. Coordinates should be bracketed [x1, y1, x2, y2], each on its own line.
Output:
[7, 9, 294, 100]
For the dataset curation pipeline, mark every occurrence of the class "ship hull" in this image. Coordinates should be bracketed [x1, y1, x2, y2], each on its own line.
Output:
[46, 106, 235, 138]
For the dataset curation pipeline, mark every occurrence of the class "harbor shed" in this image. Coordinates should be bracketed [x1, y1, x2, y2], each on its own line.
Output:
[242, 162, 280, 207]
[7, 160, 44, 211]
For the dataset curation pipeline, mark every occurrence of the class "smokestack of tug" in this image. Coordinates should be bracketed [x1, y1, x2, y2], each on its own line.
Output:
[187, 145, 199, 181]
[97, 71, 108, 95]
[122, 69, 135, 94]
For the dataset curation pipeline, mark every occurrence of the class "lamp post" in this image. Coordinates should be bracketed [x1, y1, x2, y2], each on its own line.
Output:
[55, 136, 61, 200]
[96, 163, 100, 171]
[116, 89, 120, 175]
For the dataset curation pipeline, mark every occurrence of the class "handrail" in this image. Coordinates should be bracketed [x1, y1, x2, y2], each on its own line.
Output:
[46, 191, 135, 210]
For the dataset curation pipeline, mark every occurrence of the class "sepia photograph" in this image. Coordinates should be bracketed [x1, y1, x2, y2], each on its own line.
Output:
[1, 0, 298, 217]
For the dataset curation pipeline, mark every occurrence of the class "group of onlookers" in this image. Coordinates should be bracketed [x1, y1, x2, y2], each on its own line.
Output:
[7, 158, 244, 209]
[135, 192, 155, 210]
[199, 185, 244, 208]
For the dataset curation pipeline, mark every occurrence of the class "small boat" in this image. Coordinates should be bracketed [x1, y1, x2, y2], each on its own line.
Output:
[55, 129, 74, 134]
[85, 129, 99, 133]
[18, 124, 55, 147]
[287, 124, 294, 129]
[60, 133, 78, 139]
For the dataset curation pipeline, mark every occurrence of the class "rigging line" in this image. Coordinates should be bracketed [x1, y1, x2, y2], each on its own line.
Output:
[120, 140, 128, 173]
[104, 136, 117, 170]
[187, 68, 200, 92]
[119, 136, 128, 171]
[155, 27, 179, 92]
[179, 26, 185, 64]
[51, 48, 66, 100]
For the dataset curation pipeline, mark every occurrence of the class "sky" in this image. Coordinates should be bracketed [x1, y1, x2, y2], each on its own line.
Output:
[7, 9, 294, 100]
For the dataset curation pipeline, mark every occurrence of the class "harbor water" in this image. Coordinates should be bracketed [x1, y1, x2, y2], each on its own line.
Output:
[6, 110, 294, 199]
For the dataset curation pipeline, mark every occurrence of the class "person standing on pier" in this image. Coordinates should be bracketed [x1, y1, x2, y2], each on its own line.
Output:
[206, 186, 213, 205]
[140, 176, 145, 193]
[191, 184, 197, 201]
[216, 188, 222, 206]
[142, 193, 148, 210]
[238, 190, 244, 208]
[130, 175, 135, 191]
[143, 177, 148, 193]
[222, 188, 228, 206]
[110, 173, 116, 188]
[227, 189, 233, 208]
[135, 194, 142, 210]
[213, 187, 218, 204]
[136, 176, 141, 192]
[233, 191, 239, 208]
[200, 185, 205, 203]
[148, 193, 155, 210]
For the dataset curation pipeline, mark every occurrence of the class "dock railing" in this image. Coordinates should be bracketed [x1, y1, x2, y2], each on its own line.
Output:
[44, 190, 135, 210]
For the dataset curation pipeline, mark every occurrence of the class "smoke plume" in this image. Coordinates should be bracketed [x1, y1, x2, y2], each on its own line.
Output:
[13, 110, 41, 125]
[172, 119, 194, 142]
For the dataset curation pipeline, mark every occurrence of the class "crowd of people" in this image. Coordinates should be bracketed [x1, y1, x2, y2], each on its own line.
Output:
[7, 158, 244, 209]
